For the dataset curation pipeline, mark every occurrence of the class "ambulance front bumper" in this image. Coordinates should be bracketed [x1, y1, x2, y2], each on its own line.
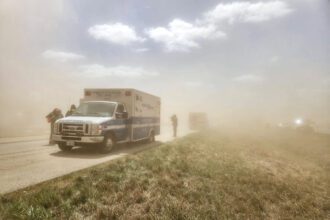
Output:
[52, 135, 104, 143]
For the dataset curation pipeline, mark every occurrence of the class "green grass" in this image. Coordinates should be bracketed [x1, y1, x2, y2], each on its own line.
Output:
[0, 129, 329, 219]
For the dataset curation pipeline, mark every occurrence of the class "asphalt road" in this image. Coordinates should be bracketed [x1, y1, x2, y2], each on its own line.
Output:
[0, 127, 190, 194]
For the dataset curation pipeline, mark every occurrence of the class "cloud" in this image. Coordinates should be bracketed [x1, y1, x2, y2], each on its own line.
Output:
[42, 50, 85, 62]
[204, 1, 292, 24]
[79, 64, 159, 78]
[134, 48, 150, 53]
[88, 23, 145, 45]
[146, 19, 226, 52]
[84, 1, 292, 53]
[146, 1, 291, 52]
[233, 74, 263, 83]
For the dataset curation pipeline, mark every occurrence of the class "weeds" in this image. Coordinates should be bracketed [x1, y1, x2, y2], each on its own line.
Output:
[0, 130, 329, 219]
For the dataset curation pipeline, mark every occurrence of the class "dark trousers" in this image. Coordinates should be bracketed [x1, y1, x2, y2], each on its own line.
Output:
[173, 125, 177, 137]
[49, 123, 54, 144]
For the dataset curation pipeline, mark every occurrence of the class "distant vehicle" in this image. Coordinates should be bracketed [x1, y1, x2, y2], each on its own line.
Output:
[53, 88, 161, 153]
[189, 112, 209, 130]
[277, 118, 315, 134]
[296, 125, 314, 134]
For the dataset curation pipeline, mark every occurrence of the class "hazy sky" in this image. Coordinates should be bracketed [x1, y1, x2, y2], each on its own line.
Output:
[0, 0, 329, 135]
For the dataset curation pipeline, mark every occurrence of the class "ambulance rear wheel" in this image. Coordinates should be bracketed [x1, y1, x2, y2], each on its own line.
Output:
[58, 143, 73, 152]
[148, 131, 155, 143]
[99, 134, 115, 154]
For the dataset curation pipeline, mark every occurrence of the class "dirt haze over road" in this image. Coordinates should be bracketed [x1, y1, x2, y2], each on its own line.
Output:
[1, 0, 329, 137]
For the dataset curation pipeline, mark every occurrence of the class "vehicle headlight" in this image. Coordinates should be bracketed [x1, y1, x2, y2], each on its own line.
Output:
[91, 124, 102, 135]
[54, 123, 59, 134]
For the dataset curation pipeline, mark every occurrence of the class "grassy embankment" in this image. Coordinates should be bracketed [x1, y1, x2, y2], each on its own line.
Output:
[0, 129, 329, 219]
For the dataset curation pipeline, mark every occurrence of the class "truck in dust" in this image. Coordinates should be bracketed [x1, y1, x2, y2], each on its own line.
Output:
[189, 112, 209, 130]
[52, 88, 161, 153]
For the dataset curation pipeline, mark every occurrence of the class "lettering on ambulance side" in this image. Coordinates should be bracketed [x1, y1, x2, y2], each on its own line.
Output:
[101, 119, 127, 130]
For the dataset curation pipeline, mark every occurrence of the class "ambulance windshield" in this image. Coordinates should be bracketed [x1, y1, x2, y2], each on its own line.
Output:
[73, 102, 116, 117]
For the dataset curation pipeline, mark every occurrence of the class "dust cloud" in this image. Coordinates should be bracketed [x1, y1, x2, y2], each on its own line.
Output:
[0, 0, 329, 137]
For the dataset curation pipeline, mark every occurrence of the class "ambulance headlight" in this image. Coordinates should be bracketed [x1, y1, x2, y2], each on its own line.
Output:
[91, 124, 103, 135]
[54, 123, 59, 134]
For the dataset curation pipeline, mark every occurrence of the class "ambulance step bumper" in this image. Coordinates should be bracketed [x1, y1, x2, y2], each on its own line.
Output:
[52, 135, 104, 143]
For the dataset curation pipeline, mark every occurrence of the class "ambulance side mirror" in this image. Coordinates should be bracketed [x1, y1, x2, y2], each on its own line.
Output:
[116, 112, 128, 119]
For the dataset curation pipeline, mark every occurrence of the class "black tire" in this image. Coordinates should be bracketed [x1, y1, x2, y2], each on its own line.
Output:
[99, 134, 116, 154]
[58, 142, 73, 152]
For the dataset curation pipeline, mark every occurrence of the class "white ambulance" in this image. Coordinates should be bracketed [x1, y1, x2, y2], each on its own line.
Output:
[52, 88, 161, 153]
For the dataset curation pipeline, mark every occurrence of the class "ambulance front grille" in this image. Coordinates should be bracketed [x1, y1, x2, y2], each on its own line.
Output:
[60, 123, 89, 136]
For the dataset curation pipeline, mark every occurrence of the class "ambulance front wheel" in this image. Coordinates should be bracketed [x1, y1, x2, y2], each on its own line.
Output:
[58, 142, 73, 152]
[148, 131, 155, 143]
[99, 134, 116, 154]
